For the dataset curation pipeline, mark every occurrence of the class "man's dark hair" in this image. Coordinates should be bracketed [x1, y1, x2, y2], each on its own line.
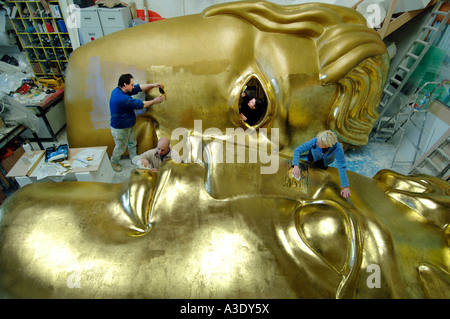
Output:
[118, 74, 133, 87]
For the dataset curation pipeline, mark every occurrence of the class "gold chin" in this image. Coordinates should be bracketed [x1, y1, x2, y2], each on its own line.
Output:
[0, 1, 449, 299]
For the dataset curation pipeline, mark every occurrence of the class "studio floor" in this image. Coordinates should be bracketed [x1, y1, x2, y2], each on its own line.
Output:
[341, 141, 411, 177]
[20, 126, 412, 192]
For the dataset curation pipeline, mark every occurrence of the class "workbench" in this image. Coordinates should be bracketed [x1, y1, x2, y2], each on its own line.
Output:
[0, 88, 66, 197]
[21, 88, 66, 144]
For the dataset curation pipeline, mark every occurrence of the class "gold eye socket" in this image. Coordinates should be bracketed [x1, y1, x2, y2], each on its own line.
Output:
[239, 76, 268, 127]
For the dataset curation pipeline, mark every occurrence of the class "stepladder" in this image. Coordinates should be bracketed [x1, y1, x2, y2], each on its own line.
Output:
[372, 0, 450, 137]
[410, 128, 450, 180]
[388, 82, 445, 169]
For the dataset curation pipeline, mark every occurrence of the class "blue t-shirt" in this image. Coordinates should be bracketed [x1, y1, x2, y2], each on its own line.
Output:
[109, 84, 144, 129]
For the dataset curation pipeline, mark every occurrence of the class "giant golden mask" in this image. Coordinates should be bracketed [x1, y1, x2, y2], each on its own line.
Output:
[1, 1, 449, 299]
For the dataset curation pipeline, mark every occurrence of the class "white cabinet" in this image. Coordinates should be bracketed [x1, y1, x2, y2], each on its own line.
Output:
[79, 6, 132, 44]
[80, 28, 104, 43]
[79, 7, 102, 28]
[98, 7, 132, 28]
[98, 7, 132, 36]
[79, 6, 103, 44]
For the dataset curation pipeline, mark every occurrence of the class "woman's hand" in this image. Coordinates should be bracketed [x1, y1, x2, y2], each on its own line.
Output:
[292, 165, 301, 179]
[340, 187, 351, 198]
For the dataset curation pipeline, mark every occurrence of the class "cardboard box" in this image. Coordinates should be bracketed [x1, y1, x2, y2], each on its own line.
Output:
[0, 146, 24, 193]
[2, 146, 25, 173]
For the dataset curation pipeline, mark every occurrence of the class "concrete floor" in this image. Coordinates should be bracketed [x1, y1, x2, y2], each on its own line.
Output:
[341, 141, 411, 177]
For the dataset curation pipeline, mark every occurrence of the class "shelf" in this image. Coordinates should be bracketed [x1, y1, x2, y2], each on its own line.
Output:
[5, 0, 72, 80]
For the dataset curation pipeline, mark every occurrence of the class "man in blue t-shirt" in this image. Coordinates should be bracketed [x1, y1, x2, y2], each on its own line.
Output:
[109, 73, 165, 172]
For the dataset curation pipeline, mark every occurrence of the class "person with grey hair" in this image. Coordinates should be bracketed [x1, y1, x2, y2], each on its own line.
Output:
[292, 130, 351, 198]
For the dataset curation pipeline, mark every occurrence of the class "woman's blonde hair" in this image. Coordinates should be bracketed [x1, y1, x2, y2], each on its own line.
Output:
[317, 130, 338, 148]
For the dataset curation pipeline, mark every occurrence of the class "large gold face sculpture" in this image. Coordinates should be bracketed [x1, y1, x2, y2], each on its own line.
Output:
[0, 161, 449, 298]
[64, 0, 388, 153]
[0, 1, 449, 299]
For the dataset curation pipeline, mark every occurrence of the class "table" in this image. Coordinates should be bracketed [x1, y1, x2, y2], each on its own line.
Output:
[0, 88, 64, 192]
[7, 146, 114, 187]
[0, 88, 64, 151]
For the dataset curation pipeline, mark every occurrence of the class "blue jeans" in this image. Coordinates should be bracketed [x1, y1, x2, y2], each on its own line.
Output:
[110, 126, 137, 164]
[307, 151, 327, 169]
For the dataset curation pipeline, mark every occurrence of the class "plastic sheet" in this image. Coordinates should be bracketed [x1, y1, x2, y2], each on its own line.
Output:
[35, 162, 66, 181]
[406, 46, 447, 96]
[0, 94, 40, 132]
[0, 72, 24, 95]
[0, 52, 34, 95]
[73, 148, 103, 167]
[13, 52, 34, 75]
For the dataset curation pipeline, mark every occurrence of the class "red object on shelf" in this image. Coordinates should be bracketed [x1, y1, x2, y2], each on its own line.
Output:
[45, 22, 54, 33]
[17, 83, 30, 95]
